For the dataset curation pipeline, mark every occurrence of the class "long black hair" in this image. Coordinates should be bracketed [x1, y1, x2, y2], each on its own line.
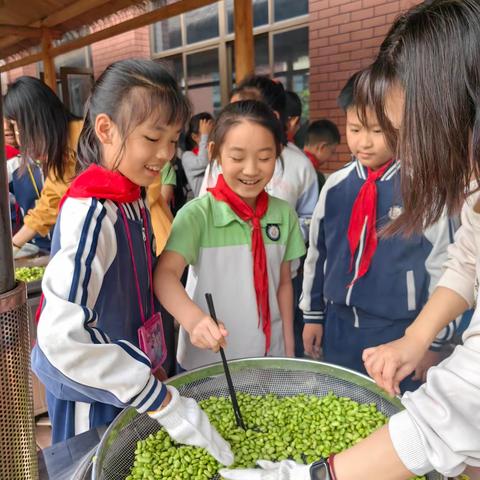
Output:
[77, 59, 191, 171]
[366, 0, 480, 235]
[4, 76, 79, 180]
[184, 112, 213, 151]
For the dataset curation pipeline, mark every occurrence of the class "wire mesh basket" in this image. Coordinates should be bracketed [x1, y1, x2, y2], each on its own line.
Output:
[92, 358, 444, 480]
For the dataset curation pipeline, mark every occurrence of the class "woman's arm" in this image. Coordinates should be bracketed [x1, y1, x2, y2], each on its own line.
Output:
[277, 261, 295, 357]
[154, 250, 227, 351]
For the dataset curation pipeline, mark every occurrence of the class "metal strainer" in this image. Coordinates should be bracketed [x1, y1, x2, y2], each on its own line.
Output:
[92, 358, 444, 480]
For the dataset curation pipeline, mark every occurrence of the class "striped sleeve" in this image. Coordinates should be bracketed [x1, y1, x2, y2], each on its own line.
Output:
[300, 181, 328, 325]
[33, 197, 167, 413]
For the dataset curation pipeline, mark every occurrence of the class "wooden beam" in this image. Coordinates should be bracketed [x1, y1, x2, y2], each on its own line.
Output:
[41, 30, 57, 92]
[234, 0, 255, 83]
[0, 0, 113, 52]
[0, 25, 43, 38]
[0, 0, 218, 72]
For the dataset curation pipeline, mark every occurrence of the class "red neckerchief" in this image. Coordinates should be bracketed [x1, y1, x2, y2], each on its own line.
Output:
[347, 159, 393, 286]
[192, 146, 199, 155]
[59, 164, 141, 210]
[5, 145, 19, 159]
[207, 174, 271, 353]
[35, 164, 141, 325]
[304, 149, 320, 171]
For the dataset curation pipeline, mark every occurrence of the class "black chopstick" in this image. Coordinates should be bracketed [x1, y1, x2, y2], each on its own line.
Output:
[205, 293, 246, 430]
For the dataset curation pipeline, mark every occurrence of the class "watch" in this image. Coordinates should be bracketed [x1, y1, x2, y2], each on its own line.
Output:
[309, 458, 332, 480]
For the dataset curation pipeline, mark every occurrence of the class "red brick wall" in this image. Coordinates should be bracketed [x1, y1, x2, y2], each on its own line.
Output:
[91, 26, 151, 79]
[308, 0, 419, 171]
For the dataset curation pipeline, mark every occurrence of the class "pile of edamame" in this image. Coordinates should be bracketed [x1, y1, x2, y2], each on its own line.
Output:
[128, 392, 426, 480]
[15, 266, 46, 283]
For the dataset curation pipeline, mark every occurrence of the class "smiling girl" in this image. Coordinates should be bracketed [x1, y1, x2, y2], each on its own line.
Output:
[31, 60, 234, 467]
[155, 100, 306, 371]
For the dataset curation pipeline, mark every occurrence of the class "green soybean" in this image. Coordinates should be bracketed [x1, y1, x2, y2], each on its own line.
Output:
[129, 392, 426, 480]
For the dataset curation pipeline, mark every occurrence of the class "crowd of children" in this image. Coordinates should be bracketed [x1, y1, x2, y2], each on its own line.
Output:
[4, 1, 480, 477]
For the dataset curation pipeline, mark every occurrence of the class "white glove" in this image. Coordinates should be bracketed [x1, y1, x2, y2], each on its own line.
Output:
[13, 244, 20, 259]
[220, 460, 312, 479]
[149, 386, 234, 466]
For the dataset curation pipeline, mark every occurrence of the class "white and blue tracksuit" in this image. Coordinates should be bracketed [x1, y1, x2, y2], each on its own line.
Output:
[31, 196, 167, 444]
[7, 155, 51, 250]
[300, 159, 459, 391]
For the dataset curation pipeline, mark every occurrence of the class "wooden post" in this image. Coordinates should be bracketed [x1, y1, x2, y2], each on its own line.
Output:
[41, 29, 57, 92]
[234, 0, 255, 83]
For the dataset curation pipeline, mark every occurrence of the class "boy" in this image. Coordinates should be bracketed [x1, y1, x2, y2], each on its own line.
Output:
[300, 71, 458, 392]
[303, 119, 341, 191]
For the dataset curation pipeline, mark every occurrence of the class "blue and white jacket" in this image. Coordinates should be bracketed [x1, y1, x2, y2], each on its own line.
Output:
[300, 158, 460, 349]
[31, 195, 167, 440]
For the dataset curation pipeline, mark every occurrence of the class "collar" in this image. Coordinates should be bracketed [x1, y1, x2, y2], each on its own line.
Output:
[208, 192, 283, 227]
[354, 157, 400, 181]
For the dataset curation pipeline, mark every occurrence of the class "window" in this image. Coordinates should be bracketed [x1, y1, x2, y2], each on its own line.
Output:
[159, 55, 184, 89]
[273, 27, 309, 117]
[185, 4, 219, 44]
[186, 49, 221, 114]
[273, 0, 308, 22]
[153, 17, 182, 52]
[226, 0, 269, 33]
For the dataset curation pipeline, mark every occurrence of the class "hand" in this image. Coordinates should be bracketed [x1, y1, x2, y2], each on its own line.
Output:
[220, 460, 311, 480]
[412, 349, 444, 382]
[363, 333, 429, 396]
[149, 386, 234, 466]
[189, 315, 228, 352]
[199, 118, 214, 136]
[303, 324, 323, 359]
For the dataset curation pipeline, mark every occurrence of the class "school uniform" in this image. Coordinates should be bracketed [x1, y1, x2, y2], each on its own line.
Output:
[164, 189, 306, 371]
[7, 155, 51, 250]
[300, 158, 459, 391]
[31, 166, 167, 444]
[199, 143, 319, 242]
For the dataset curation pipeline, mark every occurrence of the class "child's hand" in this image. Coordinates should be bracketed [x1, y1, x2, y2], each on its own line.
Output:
[303, 324, 323, 359]
[199, 119, 214, 136]
[412, 349, 443, 382]
[189, 315, 228, 352]
[363, 334, 429, 396]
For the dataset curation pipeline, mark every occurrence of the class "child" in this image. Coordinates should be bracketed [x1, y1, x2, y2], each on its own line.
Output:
[203, 75, 319, 242]
[301, 71, 457, 393]
[155, 100, 306, 371]
[303, 119, 341, 191]
[30, 59, 234, 466]
[182, 112, 213, 196]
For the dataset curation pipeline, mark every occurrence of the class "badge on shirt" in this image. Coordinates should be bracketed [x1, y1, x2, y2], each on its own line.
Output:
[266, 224, 280, 241]
[388, 205, 403, 220]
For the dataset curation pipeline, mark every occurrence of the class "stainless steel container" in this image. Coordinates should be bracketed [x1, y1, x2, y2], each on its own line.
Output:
[93, 358, 445, 480]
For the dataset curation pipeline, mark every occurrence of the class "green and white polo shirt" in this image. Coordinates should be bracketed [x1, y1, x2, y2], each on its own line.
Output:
[165, 192, 306, 370]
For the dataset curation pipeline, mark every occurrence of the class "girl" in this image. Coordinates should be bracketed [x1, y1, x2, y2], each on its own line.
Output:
[182, 112, 213, 197]
[203, 75, 319, 242]
[4, 77, 83, 256]
[155, 100, 306, 371]
[31, 59, 233, 467]
[221, 1, 480, 479]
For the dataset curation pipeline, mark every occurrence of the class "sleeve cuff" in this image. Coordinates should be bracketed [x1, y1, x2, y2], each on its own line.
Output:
[303, 311, 325, 325]
[388, 410, 433, 475]
[132, 377, 168, 413]
[23, 215, 46, 237]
